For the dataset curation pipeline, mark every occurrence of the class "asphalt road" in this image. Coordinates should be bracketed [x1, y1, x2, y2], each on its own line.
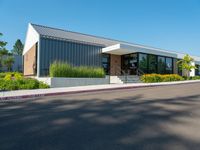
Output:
[1, 83, 200, 150]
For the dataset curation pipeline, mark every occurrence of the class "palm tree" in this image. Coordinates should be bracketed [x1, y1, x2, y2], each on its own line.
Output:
[177, 54, 196, 78]
[3, 56, 14, 71]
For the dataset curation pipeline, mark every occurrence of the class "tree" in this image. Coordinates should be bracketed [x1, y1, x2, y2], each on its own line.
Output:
[12, 39, 24, 55]
[3, 56, 14, 71]
[0, 33, 9, 71]
[0, 48, 8, 56]
[177, 54, 196, 78]
[0, 33, 7, 49]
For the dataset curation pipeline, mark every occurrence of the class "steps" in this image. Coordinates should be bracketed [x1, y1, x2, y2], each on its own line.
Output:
[110, 75, 141, 84]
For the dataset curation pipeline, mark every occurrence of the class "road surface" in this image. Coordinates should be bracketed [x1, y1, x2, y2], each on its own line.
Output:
[1, 83, 200, 150]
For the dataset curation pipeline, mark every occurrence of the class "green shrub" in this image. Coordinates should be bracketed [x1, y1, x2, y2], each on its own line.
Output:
[0, 72, 7, 78]
[49, 61, 105, 78]
[0, 79, 18, 90]
[190, 76, 200, 80]
[0, 78, 49, 91]
[0, 72, 23, 79]
[14, 72, 23, 80]
[17, 78, 39, 89]
[140, 74, 184, 83]
[39, 81, 50, 89]
[182, 76, 200, 80]
[4, 73, 12, 80]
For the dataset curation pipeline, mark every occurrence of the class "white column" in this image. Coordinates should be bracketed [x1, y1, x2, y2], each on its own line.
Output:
[189, 61, 195, 77]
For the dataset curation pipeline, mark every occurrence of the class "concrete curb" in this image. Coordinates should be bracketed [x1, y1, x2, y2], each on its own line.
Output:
[1, 80, 200, 101]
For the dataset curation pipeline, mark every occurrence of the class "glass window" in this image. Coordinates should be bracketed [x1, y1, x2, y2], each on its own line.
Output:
[121, 53, 138, 75]
[139, 53, 148, 73]
[102, 54, 110, 75]
[102, 57, 108, 63]
[166, 57, 173, 74]
[158, 56, 165, 74]
[148, 55, 157, 73]
[195, 65, 200, 76]
[177, 59, 182, 76]
[129, 53, 137, 74]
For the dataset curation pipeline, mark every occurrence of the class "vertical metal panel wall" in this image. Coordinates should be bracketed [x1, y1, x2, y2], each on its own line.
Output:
[39, 37, 104, 76]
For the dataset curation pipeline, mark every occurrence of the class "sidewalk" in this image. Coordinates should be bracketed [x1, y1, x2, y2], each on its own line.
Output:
[1, 80, 200, 100]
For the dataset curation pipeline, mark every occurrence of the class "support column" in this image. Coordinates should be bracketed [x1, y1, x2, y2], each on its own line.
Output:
[189, 61, 195, 77]
[173, 58, 178, 74]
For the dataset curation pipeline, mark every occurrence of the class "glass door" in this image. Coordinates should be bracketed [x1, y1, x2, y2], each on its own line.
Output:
[121, 53, 138, 75]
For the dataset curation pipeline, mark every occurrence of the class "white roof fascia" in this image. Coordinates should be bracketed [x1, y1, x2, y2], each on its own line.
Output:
[177, 53, 200, 64]
[23, 23, 40, 55]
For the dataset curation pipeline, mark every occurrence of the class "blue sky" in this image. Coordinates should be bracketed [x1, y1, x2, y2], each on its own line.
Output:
[0, 0, 200, 56]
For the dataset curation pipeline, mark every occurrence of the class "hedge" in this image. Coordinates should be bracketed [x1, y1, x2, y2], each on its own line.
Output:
[49, 61, 105, 78]
[140, 74, 184, 83]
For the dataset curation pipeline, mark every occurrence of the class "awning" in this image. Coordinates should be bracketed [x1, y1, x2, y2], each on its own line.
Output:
[102, 43, 178, 58]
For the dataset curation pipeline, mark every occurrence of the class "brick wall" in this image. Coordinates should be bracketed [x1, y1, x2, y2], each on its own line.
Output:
[24, 44, 36, 76]
[110, 54, 121, 75]
[173, 58, 178, 74]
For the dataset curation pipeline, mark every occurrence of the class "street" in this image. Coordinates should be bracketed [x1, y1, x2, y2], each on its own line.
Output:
[1, 83, 200, 150]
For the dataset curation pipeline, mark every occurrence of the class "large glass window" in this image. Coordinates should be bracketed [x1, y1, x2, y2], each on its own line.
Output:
[102, 54, 110, 75]
[158, 56, 165, 74]
[148, 55, 157, 73]
[165, 57, 173, 74]
[139, 53, 148, 73]
[122, 53, 175, 75]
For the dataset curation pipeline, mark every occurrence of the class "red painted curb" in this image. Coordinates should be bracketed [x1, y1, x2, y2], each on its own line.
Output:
[0, 81, 199, 101]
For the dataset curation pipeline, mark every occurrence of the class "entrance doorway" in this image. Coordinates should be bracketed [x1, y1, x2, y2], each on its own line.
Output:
[121, 53, 138, 75]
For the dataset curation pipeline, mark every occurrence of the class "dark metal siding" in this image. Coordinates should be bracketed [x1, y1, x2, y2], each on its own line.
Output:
[39, 37, 104, 76]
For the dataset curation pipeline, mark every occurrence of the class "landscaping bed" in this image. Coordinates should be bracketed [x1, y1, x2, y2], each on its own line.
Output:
[141, 74, 200, 83]
[49, 61, 105, 78]
[0, 72, 49, 91]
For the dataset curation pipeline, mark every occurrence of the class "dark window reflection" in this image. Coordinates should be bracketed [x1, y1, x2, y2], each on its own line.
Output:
[148, 55, 157, 73]
[102, 54, 110, 75]
[158, 56, 165, 74]
[139, 53, 148, 73]
[166, 57, 173, 74]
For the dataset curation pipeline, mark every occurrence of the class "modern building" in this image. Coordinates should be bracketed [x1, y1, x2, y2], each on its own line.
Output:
[23, 23, 200, 77]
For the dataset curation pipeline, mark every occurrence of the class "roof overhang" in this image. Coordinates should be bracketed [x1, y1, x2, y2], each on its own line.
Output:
[102, 43, 178, 58]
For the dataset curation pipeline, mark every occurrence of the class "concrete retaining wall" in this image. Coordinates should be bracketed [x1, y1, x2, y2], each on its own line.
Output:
[37, 76, 110, 88]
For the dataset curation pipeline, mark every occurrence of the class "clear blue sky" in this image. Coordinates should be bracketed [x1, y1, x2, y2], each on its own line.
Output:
[0, 0, 200, 56]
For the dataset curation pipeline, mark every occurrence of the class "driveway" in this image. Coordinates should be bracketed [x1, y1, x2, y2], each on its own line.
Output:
[1, 83, 200, 150]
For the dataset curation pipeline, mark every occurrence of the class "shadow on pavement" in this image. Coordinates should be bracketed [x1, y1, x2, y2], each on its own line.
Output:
[0, 91, 200, 150]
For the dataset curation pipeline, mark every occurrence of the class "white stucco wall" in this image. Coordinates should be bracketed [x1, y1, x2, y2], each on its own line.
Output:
[190, 61, 195, 77]
[110, 76, 123, 84]
[23, 24, 39, 55]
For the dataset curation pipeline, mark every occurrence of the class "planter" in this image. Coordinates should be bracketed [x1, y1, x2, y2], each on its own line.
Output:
[37, 76, 110, 88]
